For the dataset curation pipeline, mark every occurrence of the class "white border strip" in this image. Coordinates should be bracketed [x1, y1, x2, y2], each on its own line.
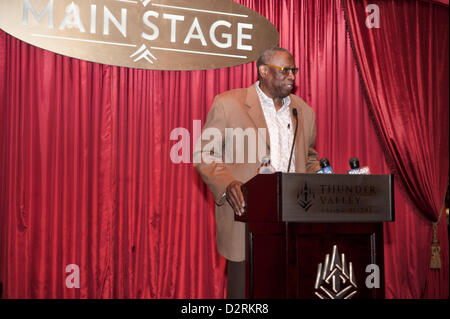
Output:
[150, 46, 247, 59]
[31, 34, 137, 47]
[152, 3, 248, 18]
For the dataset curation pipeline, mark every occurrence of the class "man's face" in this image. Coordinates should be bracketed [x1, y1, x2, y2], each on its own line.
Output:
[260, 51, 296, 99]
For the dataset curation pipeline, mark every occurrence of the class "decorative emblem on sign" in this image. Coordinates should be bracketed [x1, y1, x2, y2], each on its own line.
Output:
[297, 182, 314, 212]
[130, 44, 157, 64]
[0, 0, 279, 70]
[314, 245, 357, 299]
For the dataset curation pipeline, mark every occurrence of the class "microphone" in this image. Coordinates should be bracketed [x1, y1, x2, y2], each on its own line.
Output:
[316, 158, 334, 174]
[347, 157, 371, 174]
[287, 108, 298, 173]
[349, 157, 359, 170]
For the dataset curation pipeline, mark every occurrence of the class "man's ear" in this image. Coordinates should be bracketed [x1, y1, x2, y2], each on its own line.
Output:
[259, 65, 268, 79]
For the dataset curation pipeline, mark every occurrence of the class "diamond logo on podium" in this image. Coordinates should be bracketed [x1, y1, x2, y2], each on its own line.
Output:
[297, 182, 315, 212]
[314, 245, 358, 299]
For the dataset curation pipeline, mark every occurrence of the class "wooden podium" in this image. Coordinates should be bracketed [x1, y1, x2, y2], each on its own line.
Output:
[235, 173, 394, 299]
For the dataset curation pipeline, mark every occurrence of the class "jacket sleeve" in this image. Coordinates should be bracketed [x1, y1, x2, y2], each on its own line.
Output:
[305, 109, 321, 173]
[193, 96, 236, 205]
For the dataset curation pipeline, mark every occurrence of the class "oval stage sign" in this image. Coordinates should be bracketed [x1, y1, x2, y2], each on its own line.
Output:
[0, 0, 280, 70]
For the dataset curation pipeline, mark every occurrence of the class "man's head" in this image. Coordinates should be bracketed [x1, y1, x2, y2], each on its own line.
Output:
[257, 46, 297, 99]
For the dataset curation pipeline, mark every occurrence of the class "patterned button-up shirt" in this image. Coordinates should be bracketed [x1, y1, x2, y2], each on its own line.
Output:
[255, 82, 295, 172]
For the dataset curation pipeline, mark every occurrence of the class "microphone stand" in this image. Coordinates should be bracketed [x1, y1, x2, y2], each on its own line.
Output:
[287, 108, 298, 173]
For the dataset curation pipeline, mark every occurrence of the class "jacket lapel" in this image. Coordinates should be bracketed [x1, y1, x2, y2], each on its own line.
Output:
[290, 98, 306, 173]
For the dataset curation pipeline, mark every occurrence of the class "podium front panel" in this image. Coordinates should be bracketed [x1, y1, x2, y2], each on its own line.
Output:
[281, 174, 394, 223]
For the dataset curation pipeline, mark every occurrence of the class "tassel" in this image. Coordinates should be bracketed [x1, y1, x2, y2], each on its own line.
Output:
[430, 224, 441, 269]
[430, 186, 448, 270]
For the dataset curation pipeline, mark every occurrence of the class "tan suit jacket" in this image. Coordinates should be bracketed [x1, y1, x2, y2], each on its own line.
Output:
[194, 83, 320, 261]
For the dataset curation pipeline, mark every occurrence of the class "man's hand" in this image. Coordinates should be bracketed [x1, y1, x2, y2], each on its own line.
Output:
[226, 180, 246, 216]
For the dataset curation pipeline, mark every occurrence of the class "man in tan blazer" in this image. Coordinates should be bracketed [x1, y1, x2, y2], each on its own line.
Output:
[194, 47, 320, 298]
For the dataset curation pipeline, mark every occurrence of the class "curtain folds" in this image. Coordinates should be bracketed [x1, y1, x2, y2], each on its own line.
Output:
[342, 0, 449, 297]
[0, 0, 448, 298]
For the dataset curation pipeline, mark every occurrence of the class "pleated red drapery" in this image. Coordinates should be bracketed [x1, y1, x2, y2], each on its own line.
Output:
[0, 0, 448, 298]
[343, 0, 449, 298]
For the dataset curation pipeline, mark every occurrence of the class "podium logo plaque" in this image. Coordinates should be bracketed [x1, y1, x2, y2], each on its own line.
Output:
[314, 245, 358, 299]
[296, 182, 315, 212]
[283, 174, 394, 223]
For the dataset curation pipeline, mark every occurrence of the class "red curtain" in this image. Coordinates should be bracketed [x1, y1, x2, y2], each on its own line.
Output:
[426, 0, 449, 6]
[343, 0, 449, 298]
[0, 0, 447, 298]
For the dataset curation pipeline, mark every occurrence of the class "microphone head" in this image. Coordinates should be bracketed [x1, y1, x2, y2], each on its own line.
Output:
[349, 157, 360, 169]
[319, 158, 330, 169]
[292, 108, 297, 116]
